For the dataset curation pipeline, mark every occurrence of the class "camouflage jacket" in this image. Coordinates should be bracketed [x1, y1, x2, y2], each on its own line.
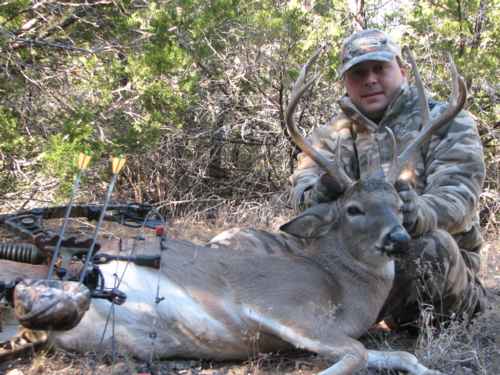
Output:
[290, 83, 485, 254]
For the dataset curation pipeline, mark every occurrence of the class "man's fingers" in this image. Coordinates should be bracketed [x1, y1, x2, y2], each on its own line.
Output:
[395, 180, 412, 192]
[396, 182, 420, 234]
[319, 173, 345, 197]
[402, 202, 416, 213]
[398, 189, 417, 203]
[398, 190, 411, 201]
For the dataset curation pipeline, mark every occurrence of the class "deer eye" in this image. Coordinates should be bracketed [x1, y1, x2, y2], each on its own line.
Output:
[346, 205, 365, 216]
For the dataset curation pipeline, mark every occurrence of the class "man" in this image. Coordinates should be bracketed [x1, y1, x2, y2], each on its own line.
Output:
[290, 29, 486, 329]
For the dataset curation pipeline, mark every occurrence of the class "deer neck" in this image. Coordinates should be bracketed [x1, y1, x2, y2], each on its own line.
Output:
[310, 237, 395, 295]
[298, 239, 394, 332]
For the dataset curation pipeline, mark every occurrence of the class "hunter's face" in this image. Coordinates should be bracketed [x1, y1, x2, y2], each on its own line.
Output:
[343, 58, 406, 120]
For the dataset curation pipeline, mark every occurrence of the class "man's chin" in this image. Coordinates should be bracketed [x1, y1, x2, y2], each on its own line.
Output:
[360, 105, 387, 121]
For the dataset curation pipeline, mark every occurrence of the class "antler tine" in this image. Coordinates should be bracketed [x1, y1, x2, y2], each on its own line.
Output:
[384, 127, 398, 179]
[404, 46, 431, 129]
[449, 52, 460, 105]
[286, 46, 354, 191]
[389, 49, 467, 183]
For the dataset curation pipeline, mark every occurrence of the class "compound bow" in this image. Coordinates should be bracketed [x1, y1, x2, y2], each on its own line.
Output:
[0, 155, 167, 361]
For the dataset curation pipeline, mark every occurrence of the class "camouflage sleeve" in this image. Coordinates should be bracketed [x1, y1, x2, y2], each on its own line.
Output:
[413, 108, 485, 236]
[289, 116, 355, 210]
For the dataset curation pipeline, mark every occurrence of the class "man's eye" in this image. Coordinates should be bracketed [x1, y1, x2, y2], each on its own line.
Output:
[350, 68, 365, 77]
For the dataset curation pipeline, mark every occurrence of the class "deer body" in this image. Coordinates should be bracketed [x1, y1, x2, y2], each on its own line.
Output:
[0, 180, 444, 374]
[48, 178, 444, 375]
[2, 179, 421, 375]
[53, 230, 393, 361]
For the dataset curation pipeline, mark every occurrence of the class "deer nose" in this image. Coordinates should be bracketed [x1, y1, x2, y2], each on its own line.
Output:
[388, 226, 411, 245]
[381, 226, 411, 256]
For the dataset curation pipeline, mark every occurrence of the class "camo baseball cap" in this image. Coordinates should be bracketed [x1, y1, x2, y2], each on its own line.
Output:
[339, 29, 401, 76]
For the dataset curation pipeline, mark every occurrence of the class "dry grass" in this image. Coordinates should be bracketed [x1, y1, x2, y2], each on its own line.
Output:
[0, 198, 499, 375]
[163, 193, 294, 245]
[415, 313, 493, 374]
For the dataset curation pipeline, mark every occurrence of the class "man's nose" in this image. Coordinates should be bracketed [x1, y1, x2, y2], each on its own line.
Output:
[364, 70, 379, 85]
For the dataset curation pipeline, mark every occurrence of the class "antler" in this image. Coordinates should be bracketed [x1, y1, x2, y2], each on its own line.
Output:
[286, 46, 354, 192]
[387, 47, 467, 182]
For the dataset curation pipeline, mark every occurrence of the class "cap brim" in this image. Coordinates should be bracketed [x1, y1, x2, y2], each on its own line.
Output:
[339, 51, 395, 77]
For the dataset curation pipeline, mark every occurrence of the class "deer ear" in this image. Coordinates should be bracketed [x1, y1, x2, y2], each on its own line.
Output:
[280, 203, 338, 238]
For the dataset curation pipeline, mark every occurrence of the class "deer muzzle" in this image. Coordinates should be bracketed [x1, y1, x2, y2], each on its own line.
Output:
[381, 226, 411, 257]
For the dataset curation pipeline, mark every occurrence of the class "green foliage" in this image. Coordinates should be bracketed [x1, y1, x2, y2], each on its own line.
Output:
[400, 0, 498, 130]
[0, 0, 30, 28]
[0, 102, 46, 195]
[107, 110, 162, 155]
[0, 0, 497, 205]
[41, 134, 85, 196]
[40, 108, 102, 196]
[0, 107, 25, 194]
[0, 107, 25, 154]
[141, 80, 190, 129]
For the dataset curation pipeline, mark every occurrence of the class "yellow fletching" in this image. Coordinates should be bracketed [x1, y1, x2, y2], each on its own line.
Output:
[111, 156, 126, 174]
[77, 153, 91, 171]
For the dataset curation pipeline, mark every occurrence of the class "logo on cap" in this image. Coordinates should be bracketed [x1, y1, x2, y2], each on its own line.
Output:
[339, 29, 401, 76]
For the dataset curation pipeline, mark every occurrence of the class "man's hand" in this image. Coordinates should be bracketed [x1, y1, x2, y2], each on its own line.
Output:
[395, 180, 419, 234]
[313, 172, 346, 202]
[294, 172, 347, 209]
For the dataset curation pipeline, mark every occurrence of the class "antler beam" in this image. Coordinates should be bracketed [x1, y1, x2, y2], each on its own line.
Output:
[286, 46, 354, 191]
[388, 47, 467, 182]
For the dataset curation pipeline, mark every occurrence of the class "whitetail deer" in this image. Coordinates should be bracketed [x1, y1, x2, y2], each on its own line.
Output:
[0, 47, 465, 375]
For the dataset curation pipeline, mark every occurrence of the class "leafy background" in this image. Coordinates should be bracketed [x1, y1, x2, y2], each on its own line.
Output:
[0, 0, 497, 235]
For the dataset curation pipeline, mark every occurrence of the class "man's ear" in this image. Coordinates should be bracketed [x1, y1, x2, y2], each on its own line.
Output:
[400, 65, 407, 79]
[400, 62, 408, 79]
[395, 56, 408, 79]
[280, 203, 338, 239]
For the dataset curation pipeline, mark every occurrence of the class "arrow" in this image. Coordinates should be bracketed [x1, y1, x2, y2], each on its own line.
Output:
[47, 153, 91, 279]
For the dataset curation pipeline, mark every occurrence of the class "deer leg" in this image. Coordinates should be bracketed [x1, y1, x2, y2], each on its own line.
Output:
[243, 307, 367, 375]
[316, 349, 367, 375]
[367, 350, 445, 375]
